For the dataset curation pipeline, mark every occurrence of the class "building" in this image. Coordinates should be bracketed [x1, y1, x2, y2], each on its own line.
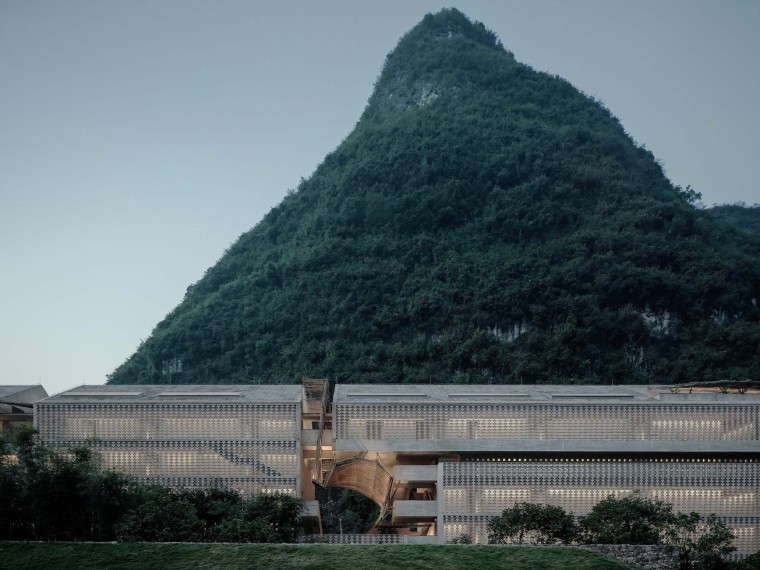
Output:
[36, 382, 759, 556]
[329, 384, 759, 555]
[35, 384, 303, 496]
[1, 384, 48, 435]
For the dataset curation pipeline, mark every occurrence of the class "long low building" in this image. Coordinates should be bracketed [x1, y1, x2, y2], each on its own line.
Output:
[35, 382, 759, 556]
[35, 384, 303, 496]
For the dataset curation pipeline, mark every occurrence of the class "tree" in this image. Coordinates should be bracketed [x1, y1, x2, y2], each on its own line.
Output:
[0, 432, 308, 544]
[244, 492, 305, 543]
[185, 488, 241, 528]
[487, 502, 577, 545]
[677, 185, 702, 206]
[211, 515, 278, 543]
[0, 429, 137, 541]
[319, 488, 380, 534]
[582, 493, 737, 569]
[0, 427, 25, 539]
[86, 469, 139, 541]
[113, 486, 205, 542]
[579, 492, 675, 545]
[667, 512, 736, 570]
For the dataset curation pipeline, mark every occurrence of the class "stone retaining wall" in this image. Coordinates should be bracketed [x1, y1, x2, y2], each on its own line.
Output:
[583, 544, 680, 570]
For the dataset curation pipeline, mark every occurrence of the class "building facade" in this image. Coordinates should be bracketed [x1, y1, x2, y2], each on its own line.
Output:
[35, 382, 759, 556]
[330, 384, 759, 556]
[35, 384, 302, 496]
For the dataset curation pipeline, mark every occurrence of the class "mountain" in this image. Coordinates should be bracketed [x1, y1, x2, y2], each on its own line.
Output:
[706, 204, 760, 238]
[109, 9, 760, 386]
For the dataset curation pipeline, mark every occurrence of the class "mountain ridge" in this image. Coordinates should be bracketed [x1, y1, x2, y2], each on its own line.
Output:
[707, 204, 760, 239]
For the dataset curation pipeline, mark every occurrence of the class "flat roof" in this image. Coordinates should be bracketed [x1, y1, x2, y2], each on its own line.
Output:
[39, 384, 302, 405]
[334, 384, 760, 404]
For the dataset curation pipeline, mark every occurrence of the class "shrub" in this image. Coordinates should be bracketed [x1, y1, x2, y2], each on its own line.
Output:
[579, 492, 675, 545]
[667, 512, 735, 570]
[114, 486, 205, 542]
[244, 492, 305, 543]
[487, 502, 576, 545]
[581, 493, 736, 569]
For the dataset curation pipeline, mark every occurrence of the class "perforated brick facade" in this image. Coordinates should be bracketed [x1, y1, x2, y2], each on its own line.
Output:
[35, 385, 301, 495]
[440, 458, 759, 555]
[336, 402, 758, 441]
[333, 385, 760, 556]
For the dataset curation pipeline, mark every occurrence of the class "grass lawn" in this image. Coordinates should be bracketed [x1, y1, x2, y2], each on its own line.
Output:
[0, 542, 635, 569]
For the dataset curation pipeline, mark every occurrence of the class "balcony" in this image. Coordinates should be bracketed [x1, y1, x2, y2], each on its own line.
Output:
[393, 500, 438, 520]
[394, 465, 437, 482]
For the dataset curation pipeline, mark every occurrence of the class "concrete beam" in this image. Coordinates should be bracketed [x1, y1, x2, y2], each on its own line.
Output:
[335, 438, 760, 454]
[394, 465, 438, 482]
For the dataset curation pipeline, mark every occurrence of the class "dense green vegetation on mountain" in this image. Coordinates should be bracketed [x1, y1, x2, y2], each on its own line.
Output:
[707, 204, 760, 238]
[110, 9, 760, 386]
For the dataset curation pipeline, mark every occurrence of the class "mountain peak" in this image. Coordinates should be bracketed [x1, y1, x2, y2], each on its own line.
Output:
[411, 8, 502, 47]
[363, 9, 512, 118]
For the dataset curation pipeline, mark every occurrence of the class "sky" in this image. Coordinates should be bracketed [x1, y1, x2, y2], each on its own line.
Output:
[1, 1, 758, 396]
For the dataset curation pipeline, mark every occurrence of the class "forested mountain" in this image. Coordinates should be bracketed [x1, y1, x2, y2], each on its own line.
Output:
[706, 204, 760, 238]
[110, 9, 760, 386]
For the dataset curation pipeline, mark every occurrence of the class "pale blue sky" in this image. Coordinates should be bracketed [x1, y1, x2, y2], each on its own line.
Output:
[1, 1, 758, 395]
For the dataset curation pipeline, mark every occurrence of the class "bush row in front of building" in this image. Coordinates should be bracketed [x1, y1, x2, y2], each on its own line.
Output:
[483, 498, 758, 570]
